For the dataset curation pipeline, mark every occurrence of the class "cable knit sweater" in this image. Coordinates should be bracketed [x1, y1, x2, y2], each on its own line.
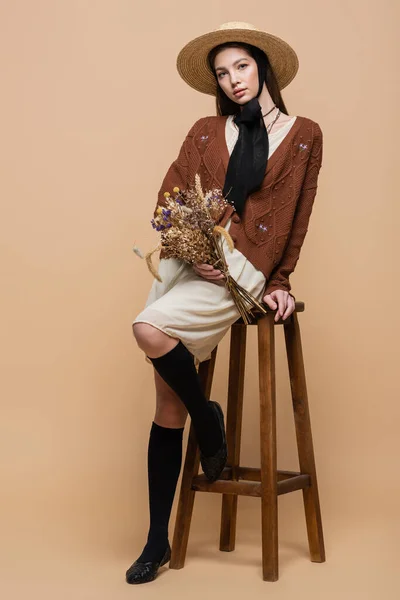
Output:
[154, 114, 323, 296]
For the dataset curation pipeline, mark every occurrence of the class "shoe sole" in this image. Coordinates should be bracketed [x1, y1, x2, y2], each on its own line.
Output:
[160, 546, 171, 567]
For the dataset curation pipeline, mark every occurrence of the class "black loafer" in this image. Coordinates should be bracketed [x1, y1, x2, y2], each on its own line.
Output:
[200, 401, 228, 483]
[125, 544, 171, 584]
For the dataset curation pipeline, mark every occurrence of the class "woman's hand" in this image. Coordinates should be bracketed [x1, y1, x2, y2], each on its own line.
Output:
[262, 289, 295, 322]
[193, 262, 225, 283]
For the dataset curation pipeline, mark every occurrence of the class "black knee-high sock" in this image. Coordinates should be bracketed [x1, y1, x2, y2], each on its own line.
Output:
[137, 421, 184, 563]
[148, 341, 223, 456]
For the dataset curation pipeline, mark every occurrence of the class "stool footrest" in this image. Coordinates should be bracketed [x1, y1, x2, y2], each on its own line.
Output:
[191, 468, 311, 497]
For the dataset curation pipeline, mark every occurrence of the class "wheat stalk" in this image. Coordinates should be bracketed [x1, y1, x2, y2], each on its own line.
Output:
[213, 225, 234, 252]
[194, 173, 204, 202]
[145, 243, 162, 282]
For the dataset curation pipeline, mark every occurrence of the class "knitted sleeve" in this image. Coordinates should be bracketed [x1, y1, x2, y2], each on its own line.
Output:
[152, 117, 206, 218]
[264, 121, 323, 297]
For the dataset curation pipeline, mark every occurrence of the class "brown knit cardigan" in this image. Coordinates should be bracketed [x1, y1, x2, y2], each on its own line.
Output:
[153, 114, 323, 297]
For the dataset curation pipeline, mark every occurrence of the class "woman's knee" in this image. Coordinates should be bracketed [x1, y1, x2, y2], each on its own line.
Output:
[133, 322, 153, 344]
[132, 322, 163, 349]
[132, 322, 178, 357]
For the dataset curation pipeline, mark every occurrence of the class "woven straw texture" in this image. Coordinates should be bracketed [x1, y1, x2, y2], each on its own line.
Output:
[176, 21, 299, 95]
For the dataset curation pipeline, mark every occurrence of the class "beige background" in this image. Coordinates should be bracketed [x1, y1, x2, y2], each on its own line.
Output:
[1, 1, 399, 598]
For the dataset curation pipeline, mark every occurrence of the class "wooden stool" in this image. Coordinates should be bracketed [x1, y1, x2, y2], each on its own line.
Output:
[169, 301, 325, 581]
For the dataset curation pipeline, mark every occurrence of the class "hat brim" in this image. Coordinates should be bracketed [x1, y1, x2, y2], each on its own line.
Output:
[176, 28, 299, 96]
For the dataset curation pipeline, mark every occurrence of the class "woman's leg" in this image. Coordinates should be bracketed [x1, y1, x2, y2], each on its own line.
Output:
[133, 323, 223, 457]
[133, 322, 179, 359]
[153, 369, 188, 428]
[130, 369, 187, 569]
[127, 322, 223, 583]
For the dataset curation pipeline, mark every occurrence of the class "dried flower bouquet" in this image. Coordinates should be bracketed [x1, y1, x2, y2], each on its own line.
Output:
[133, 174, 267, 324]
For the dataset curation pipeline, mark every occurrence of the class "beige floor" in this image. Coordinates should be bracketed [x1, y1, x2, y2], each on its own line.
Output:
[2, 489, 398, 600]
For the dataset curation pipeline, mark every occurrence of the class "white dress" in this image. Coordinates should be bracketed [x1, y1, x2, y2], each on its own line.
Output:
[133, 115, 298, 365]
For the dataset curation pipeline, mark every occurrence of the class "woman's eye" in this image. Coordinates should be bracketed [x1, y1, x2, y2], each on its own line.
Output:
[217, 64, 247, 78]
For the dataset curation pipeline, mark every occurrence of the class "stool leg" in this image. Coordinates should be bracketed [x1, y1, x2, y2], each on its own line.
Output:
[283, 312, 326, 563]
[257, 313, 279, 582]
[220, 323, 247, 552]
[169, 347, 218, 569]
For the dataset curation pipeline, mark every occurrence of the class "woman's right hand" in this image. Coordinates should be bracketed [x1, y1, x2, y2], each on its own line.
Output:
[193, 262, 225, 283]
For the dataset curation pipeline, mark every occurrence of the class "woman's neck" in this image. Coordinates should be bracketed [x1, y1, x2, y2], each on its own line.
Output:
[239, 87, 278, 126]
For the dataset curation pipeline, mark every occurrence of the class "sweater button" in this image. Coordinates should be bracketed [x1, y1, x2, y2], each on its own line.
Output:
[232, 214, 240, 223]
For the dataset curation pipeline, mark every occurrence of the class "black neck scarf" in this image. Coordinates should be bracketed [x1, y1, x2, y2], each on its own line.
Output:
[222, 59, 269, 217]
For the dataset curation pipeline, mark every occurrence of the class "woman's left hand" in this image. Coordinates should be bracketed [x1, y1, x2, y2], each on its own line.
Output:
[262, 290, 295, 322]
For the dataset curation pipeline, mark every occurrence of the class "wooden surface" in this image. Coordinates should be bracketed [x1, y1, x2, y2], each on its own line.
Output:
[170, 300, 325, 581]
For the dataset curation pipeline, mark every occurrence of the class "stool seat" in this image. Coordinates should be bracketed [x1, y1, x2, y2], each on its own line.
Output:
[169, 300, 325, 582]
[237, 300, 305, 325]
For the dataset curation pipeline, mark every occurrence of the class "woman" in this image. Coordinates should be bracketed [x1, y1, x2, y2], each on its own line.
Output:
[126, 21, 323, 584]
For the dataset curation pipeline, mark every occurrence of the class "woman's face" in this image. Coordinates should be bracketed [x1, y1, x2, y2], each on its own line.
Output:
[213, 47, 259, 104]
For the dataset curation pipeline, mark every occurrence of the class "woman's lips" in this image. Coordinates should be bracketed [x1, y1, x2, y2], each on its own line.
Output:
[233, 89, 246, 98]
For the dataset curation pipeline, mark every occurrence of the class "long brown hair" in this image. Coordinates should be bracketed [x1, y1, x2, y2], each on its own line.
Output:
[207, 42, 289, 117]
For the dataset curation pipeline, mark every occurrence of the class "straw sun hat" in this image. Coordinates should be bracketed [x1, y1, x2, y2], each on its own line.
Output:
[176, 21, 299, 96]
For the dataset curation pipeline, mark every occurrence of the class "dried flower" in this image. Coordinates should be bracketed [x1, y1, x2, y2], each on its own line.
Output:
[133, 173, 267, 323]
[132, 244, 145, 259]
